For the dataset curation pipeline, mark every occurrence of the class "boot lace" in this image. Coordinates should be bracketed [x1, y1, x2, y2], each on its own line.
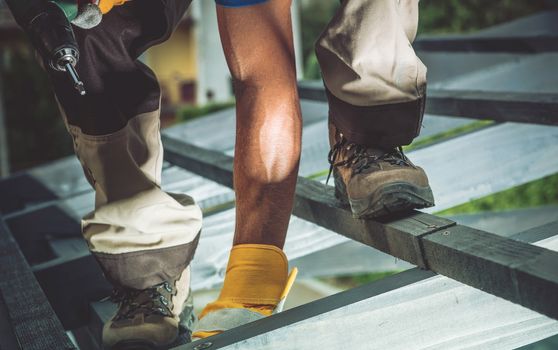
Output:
[326, 133, 412, 184]
[110, 281, 175, 321]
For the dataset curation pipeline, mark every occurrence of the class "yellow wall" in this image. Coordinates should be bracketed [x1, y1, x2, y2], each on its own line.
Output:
[146, 23, 197, 105]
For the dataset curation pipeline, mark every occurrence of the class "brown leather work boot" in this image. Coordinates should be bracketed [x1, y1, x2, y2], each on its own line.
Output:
[328, 121, 434, 219]
[103, 268, 196, 350]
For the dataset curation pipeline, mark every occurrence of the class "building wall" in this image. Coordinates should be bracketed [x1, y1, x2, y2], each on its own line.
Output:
[193, 0, 304, 106]
[145, 0, 303, 107]
[192, 1, 232, 106]
[145, 21, 198, 105]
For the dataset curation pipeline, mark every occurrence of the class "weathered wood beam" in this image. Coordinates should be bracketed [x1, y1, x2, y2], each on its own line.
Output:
[426, 89, 558, 126]
[0, 294, 19, 350]
[174, 222, 558, 350]
[297, 82, 558, 126]
[414, 36, 558, 53]
[0, 217, 75, 349]
[162, 135, 558, 320]
[163, 135, 454, 269]
[0, 56, 10, 178]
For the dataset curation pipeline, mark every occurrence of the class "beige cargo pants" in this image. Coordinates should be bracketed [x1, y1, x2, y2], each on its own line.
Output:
[317, 0, 426, 149]
[50, 0, 200, 290]
[47, 0, 423, 290]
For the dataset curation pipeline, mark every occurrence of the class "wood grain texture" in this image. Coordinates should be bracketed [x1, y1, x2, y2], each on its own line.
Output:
[414, 36, 558, 53]
[426, 89, 558, 125]
[414, 11, 558, 54]
[162, 135, 558, 320]
[423, 225, 558, 320]
[0, 293, 19, 350]
[173, 225, 558, 350]
[162, 134, 455, 268]
[0, 218, 75, 350]
[297, 81, 558, 126]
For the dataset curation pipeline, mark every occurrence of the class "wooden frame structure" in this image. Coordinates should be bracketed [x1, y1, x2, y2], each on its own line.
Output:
[0, 10, 558, 350]
[162, 128, 558, 323]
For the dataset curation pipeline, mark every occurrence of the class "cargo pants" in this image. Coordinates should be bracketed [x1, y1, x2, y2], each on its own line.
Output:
[47, 0, 424, 290]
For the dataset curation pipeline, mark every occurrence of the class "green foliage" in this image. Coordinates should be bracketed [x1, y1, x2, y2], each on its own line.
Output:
[2, 51, 73, 171]
[299, 0, 556, 76]
[437, 173, 558, 215]
[418, 0, 554, 35]
[299, 0, 339, 79]
[403, 120, 494, 152]
[303, 53, 321, 80]
[321, 271, 401, 289]
[177, 101, 235, 123]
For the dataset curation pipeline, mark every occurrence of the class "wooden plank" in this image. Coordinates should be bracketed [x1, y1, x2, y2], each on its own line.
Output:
[414, 11, 558, 54]
[414, 36, 558, 53]
[513, 220, 558, 244]
[426, 89, 558, 126]
[163, 269, 439, 350]
[412, 123, 558, 212]
[32, 252, 112, 330]
[0, 294, 19, 350]
[162, 136, 558, 321]
[297, 82, 558, 126]
[163, 137, 558, 318]
[0, 218, 75, 350]
[423, 225, 558, 320]
[292, 177, 454, 268]
[0, 58, 9, 178]
[173, 223, 558, 350]
[162, 134, 454, 268]
[292, 208, 558, 279]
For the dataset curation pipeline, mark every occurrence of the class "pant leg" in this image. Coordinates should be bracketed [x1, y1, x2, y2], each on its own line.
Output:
[48, 0, 201, 290]
[316, 0, 426, 149]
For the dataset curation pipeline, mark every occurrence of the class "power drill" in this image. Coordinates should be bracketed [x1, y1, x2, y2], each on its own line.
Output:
[4, 0, 102, 96]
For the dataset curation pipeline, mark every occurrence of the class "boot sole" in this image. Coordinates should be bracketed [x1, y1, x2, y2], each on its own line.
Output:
[336, 180, 435, 219]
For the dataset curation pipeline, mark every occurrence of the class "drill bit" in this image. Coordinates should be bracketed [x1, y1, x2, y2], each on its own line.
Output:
[65, 62, 86, 96]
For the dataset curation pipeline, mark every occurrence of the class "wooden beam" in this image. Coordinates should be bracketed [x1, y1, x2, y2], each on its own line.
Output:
[297, 82, 558, 126]
[162, 135, 558, 320]
[162, 135, 454, 269]
[173, 222, 558, 350]
[0, 55, 10, 178]
[426, 89, 558, 126]
[423, 225, 558, 319]
[414, 36, 558, 53]
[0, 218, 75, 349]
[0, 294, 19, 350]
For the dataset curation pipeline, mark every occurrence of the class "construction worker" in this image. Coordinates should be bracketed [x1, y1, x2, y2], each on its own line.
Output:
[193, 0, 434, 340]
[46, 0, 302, 347]
[16, 0, 432, 348]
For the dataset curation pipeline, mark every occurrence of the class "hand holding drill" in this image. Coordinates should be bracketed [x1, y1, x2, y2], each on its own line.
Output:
[4, 0, 126, 96]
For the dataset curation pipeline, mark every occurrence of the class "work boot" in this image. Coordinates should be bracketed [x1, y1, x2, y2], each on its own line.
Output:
[103, 267, 196, 350]
[328, 121, 434, 219]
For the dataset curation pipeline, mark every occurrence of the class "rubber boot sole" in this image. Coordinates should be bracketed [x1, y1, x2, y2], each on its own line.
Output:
[335, 175, 435, 219]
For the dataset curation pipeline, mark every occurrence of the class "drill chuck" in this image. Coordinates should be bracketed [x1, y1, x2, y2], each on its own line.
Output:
[51, 47, 78, 71]
[5, 0, 87, 96]
[52, 47, 86, 96]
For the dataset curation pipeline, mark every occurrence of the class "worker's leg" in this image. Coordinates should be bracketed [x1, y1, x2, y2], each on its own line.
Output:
[48, 0, 201, 347]
[192, 0, 301, 339]
[220, 1, 302, 249]
[316, 0, 434, 218]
